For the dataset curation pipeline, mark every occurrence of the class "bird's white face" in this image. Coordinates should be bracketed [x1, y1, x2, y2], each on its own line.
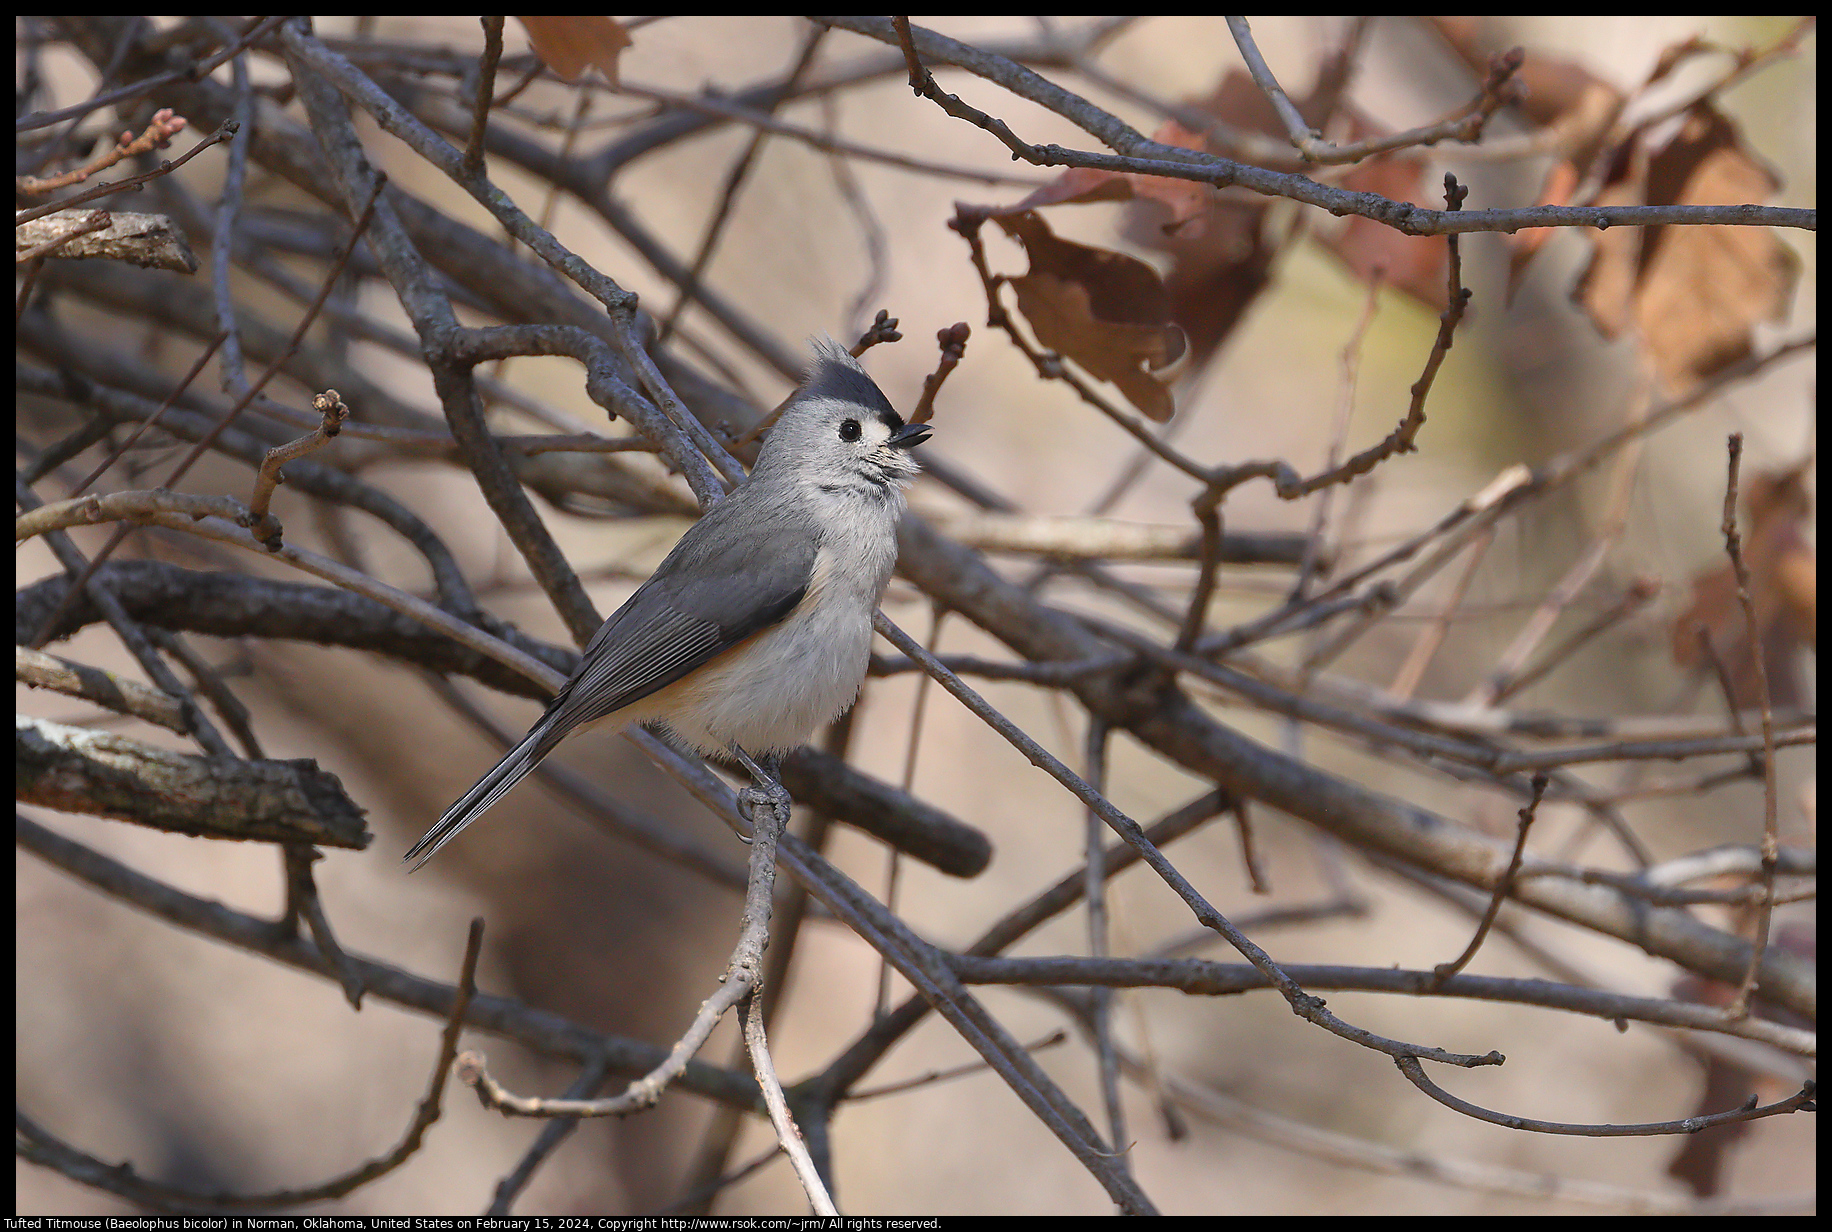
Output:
[792, 396, 926, 488]
[755, 340, 930, 495]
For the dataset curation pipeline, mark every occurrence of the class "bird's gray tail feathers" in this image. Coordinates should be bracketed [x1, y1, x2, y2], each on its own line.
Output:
[404, 726, 549, 870]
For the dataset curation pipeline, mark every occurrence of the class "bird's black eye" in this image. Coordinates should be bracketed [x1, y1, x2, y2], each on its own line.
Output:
[839, 418, 862, 442]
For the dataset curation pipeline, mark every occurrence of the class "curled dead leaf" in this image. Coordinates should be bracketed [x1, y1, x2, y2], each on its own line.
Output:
[1596, 102, 1798, 395]
[996, 212, 1186, 422]
[1445, 18, 1801, 396]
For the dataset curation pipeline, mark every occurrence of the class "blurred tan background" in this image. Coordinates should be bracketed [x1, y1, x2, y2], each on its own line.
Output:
[17, 15, 1814, 1215]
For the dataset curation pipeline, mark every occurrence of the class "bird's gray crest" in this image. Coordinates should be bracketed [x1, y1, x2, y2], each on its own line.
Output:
[800, 335, 901, 428]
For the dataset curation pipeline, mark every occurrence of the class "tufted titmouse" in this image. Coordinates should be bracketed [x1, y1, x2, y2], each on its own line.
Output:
[406, 338, 930, 869]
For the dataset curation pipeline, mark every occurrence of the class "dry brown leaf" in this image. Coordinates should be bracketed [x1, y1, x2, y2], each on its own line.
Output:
[1666, 921, 1813, 1195]
[963, 120, 1219, 229]
[1133, 77, 1447, 332]
[960, 52, 1423, 371]
[1123, 121, 1223, 233]
[517, 15, 633, 86]
[1662, 1040, 1758, 1196]
[1598, 102, 1799, 395]
[999, 165, 1137, 214]
[1440, 20, 1799, 395]
[997, 212, 1186, 422]
[958, 68, 1314, 371]
[1569, 132, 1652, 338]
[1317, 109, 1449, 310]
[1127, 195, 1275, 369]
[1116, 74, 1294, 365]
[1671, 464, 1815, 708]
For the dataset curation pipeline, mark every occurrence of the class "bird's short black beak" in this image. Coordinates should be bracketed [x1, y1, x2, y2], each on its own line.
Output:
[889, 421, 932, 449]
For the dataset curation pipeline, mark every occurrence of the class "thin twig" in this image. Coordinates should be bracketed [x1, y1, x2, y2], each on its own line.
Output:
[1718, 434, 1781, 1021]
[16, 17, 288, 133]
[1395, 1054, 1812, 1136]
[15, 118, 237, 224]
[1290, 272, 1383, 605]
[1132, 1050, 1811, 1212]
[910, 322, 970, 425]
[485, 1051, 612, 1215]
[874, 611, 1503, 1071]
[1227, 17, 1525, 164]
[847, 1030, 1070, 1102]
[1388, 527, 1494, 701]
[744, 992, 838, 1215]
[615, 79, 1044, 185]
[826, 18, 1816, 235]
[246, 389, 352, 550]
[893, 16, 1040, 161]
[1081, 718, 1130, 1170]
[948, 953, 1813, 1057]
[1282, 175, 1472, 499]
[1471, 376, 1656, 706]
[1488, 579, 1662, 705]
[27, 177, 385, 648]
[461, 16, 504, 179]
[1430, 774, 1548, 988]
[460, 752, 791, 1120]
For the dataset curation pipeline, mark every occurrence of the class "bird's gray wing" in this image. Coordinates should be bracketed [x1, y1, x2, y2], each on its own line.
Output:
[404, 507, 813, 869]
[531, 521, 816, 755]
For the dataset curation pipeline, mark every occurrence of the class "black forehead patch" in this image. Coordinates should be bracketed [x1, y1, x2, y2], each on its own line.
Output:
[804, 350, 903, 428]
